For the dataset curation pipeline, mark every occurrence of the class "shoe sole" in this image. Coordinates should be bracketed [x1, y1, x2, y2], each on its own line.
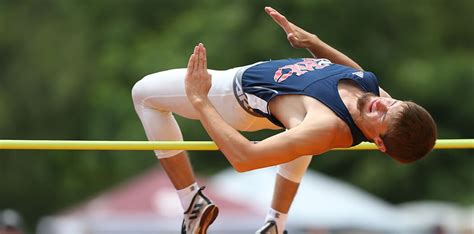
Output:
[195, 204, 219, 234]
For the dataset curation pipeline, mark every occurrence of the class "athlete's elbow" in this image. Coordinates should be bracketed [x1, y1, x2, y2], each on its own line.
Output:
[234, 160, 258, 172]
[228, 153, 255, 173]
[229, 157, 250, 173]
[232, 156, 272, 173]
[221, 145, 251, 172]
[233, 164, 250, 173]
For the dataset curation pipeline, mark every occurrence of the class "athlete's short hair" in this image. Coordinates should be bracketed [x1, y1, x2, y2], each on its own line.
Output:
[381, 101, 437, 163]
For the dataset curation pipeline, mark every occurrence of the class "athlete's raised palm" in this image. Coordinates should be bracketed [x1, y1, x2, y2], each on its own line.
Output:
[185, 43, 212, 106]
[265, 6, 317, 49]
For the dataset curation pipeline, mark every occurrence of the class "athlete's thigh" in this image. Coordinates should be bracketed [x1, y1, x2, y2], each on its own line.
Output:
[137, 68, 238, 120]
[138, 67, 280, 131]
[137, 68, 199, 119]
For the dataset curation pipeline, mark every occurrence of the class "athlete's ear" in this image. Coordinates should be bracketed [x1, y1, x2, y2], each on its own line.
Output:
[373, 136, 386, 152]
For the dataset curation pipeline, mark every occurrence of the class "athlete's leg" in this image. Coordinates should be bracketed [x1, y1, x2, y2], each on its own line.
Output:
[133, 67, 271, 233]
[133, 66, 290, 233]
[132, 67, 277, 206]
[132, 69, 199, 217]
[132, 69, 197, 192]
[257, 156, 312, 234]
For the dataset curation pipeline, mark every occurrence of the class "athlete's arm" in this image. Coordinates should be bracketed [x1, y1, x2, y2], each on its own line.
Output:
[265, 6, 363, 71]
[185, 44, 332, 172]
[193, 100, 332, 171]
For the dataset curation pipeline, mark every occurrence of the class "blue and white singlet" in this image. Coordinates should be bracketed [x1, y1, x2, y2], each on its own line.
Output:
[233, 58, 380, 146]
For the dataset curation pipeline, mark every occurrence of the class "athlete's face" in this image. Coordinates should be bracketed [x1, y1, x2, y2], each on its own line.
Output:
[357, 93, 405, 137]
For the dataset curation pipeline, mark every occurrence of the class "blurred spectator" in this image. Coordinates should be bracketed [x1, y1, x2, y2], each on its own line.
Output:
[0, 209, 23, 234]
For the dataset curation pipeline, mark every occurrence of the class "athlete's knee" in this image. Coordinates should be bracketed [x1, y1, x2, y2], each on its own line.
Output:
[131, 75, 149, 104]
[277, 155, 312, 183]
[131, 70, 179, 105]
[132, 73, 166, 105]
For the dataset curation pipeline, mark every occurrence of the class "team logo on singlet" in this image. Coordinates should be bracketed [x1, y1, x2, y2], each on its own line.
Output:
[274, 58, 332, 83]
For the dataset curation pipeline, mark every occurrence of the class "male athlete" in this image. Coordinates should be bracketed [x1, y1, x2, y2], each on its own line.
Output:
[131, 7, 437, 234]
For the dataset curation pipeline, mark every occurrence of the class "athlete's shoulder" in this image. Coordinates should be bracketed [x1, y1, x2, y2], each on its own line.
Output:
[291, 116, 347, 155]
[303, 102, 354, 148]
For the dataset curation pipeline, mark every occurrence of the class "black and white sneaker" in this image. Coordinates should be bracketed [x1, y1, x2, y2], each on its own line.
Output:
[255, 221, 288, 234]
[181, 186, 219, 234]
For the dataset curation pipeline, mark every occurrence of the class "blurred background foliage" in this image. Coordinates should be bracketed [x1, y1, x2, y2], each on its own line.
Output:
[0, 0, 472, 231]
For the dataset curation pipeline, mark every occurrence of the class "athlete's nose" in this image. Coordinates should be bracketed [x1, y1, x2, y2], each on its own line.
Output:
[374, 100, 388, 112]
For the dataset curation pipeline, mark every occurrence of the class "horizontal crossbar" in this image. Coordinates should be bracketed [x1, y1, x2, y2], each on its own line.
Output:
[0, 139, 472, 151]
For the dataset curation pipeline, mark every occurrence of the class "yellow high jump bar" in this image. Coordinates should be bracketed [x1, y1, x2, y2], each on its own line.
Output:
[0, 139, 472, 151]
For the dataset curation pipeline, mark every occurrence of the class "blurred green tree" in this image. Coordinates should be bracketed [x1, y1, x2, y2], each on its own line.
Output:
[0, 0, 472, 231]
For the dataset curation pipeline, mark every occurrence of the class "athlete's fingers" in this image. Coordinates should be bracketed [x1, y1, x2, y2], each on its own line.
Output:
[265, 7, 292, 34]
[265, 7, 285, 28]
[265, 6, 282, 19]
[274, 14, 293, 34]
[264, 6, 277, 17]
[187, 54, 194, 74]
[197, 43, 202, 70]
[187, 53, 195, 75]
[192, 45, 199, 74]
[268, 12, 285, 30]
[195, 44, 201, 71]
[201, 43, 207, 70]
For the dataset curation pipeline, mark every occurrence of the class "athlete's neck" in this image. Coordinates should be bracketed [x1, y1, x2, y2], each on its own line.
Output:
[338, 81, 375, 141]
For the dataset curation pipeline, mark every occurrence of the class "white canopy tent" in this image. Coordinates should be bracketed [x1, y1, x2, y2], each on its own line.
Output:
[212, 167, 415, 232]
[37, 167, 472, 233]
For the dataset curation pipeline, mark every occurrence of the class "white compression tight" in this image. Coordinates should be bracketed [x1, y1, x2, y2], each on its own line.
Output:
[131, 67, 279, 158]
[131, 67, 312, 182]
[277, 155, 312, 183]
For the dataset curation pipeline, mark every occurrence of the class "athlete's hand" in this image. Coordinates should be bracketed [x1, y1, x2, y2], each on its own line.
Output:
[265, 6, 318, 49]
[185, 43, 212, 107]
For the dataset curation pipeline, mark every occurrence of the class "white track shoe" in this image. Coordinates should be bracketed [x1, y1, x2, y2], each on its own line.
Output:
[255, 221, 288, 234]
[181, 186, 219, 234]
